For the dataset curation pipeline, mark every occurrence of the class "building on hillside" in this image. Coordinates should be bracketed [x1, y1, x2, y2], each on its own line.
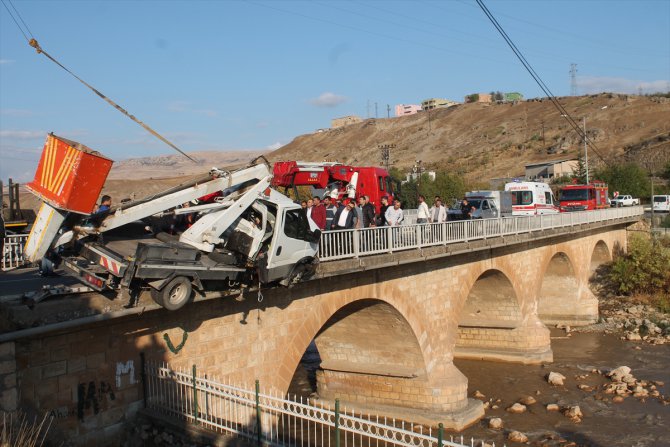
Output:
[525, 159, 578, 181]
[489, 177, 519, 190]
[395, 104, 422, 116]
[404, 171, 436, 183]
[331, 115, 362, 128]
[464, 93, 492, 103]
[421, 98, 460, 111]
[504, 92, 524, 102]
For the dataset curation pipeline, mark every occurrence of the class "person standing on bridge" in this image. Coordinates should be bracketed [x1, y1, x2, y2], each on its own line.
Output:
[310, 196, 326, 230]
[385, 200, 404, 226]
[417, 195, 429, 224]
[332, 200, 357, 230]
[377, 196, 390, 226]
[429, 198, 447, 223]
[360, 196, 376, 228]
[324, 197, 337, 230]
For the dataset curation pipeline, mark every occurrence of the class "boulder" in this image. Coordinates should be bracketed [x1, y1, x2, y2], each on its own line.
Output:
[563, 405, 583, 422]
[546, 403, 560, 411]
[506, 403, 527, 414]
[547, 371, 566, 386]
[508, 431, 528, 443]
[608, 366, 631, 382]
[488, 417, 503, 429]
[612, 395, 625, 403]
[519, 395, 536, 405]
[473, 390, 486, 399]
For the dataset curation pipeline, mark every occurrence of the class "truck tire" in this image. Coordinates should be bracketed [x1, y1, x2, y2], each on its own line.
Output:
[151, 276, 192, 311]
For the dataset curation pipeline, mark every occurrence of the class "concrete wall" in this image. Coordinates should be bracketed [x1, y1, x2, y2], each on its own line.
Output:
[1, 227, 627, 444]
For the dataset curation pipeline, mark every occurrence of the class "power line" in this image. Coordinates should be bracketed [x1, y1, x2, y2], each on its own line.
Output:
[0, 0, 197, 164]
[475, 0, 608, 166]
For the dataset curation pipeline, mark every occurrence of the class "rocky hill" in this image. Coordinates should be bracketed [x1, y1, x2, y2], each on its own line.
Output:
[107, 150, 269, 180]
[271, 94, 670, 182]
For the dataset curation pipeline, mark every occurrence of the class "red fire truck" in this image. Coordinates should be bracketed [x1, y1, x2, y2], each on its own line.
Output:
[272, 161, 394, 213]
[558, 181, 609, 212]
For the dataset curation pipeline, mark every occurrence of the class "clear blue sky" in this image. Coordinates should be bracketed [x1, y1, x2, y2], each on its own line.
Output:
[1, 0, 669, 181]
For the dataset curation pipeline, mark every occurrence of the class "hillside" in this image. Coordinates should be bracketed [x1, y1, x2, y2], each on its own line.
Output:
[107, 150, 269, 180]
[271, 94, 670, 182]
[13, 94, 670, 215]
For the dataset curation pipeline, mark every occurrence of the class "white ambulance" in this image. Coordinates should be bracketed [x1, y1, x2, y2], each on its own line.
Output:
[504, 181, 560, 216]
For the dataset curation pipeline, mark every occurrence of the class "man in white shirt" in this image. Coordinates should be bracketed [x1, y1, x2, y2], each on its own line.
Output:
[385, 200, 404, 226]
[429, 198, 447, 223]
[416, 195, 429, 224]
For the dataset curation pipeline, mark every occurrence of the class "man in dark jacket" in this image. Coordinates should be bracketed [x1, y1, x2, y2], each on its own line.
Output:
[360, 195, 376, 228]
[377, 196, 390, 226]
[331, 200, 357, 230]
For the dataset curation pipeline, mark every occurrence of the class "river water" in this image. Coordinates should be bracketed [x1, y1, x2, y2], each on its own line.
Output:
[289, 330, 670, 447]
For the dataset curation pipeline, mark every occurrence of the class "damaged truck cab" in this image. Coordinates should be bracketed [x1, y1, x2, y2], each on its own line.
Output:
[24, 134, 320, 310]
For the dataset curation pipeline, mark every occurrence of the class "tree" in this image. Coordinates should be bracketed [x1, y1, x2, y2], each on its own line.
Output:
[465, 93, 479, 103]
[571, 156, 588, 184]
[594, 163, 650, 198]
[663, 161, 670, 181]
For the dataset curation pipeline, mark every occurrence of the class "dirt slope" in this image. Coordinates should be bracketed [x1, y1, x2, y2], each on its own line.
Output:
[271, 94, 670, 181]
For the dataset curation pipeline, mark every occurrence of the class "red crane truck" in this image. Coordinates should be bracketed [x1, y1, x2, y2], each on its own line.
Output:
[272, 161, 394, 213]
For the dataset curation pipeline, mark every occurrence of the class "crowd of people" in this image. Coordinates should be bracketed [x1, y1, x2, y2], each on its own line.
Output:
[299, 194, 463, 231]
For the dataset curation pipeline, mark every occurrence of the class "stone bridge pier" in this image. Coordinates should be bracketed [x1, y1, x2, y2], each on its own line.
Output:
[1, 228, 627, 442]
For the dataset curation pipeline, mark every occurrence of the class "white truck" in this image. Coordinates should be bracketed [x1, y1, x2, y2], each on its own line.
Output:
[25, 145, 320, 310]
[448, 190, 513, 220]
[652, 195, 670, 212]
[610, 195, 639, 207]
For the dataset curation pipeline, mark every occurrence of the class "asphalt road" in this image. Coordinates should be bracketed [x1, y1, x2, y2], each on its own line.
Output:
[0, 266, 81, 297]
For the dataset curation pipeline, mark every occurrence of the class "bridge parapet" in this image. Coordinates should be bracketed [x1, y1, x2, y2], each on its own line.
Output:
[319, 206, 642, 261]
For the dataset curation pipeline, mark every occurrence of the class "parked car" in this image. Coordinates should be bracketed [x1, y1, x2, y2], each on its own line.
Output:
[610, 195, 639, 207]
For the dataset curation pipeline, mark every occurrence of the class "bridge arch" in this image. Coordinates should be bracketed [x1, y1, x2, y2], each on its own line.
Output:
[453, 268, 551, 363]
[274, 288, 475, 420]
[457, 269, 523, 328]
[590, 240, 611, 272]
[537, 251, 580, 323]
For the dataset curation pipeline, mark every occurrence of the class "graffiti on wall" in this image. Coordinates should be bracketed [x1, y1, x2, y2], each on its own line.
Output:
[77, 380, 115, 421]
[115, 360, 136, 388]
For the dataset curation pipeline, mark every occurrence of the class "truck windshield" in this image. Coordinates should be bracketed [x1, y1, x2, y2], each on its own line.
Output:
[510, 191, 533, 206]
[467, 200, 482, 209]
[560, 189, 588, 201]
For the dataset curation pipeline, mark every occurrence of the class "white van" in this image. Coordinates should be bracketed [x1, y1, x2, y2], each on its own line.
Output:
[652, 195, 670, 212]
[504, 181, 559, 216]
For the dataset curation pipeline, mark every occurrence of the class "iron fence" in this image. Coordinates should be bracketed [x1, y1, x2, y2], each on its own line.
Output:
[319, 206, 643, 261]
[2, 233, 28, 271]
[144, 361, 504, 447]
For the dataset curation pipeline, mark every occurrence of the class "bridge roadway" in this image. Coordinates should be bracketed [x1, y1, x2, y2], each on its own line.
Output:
[0, 206, 643, 444]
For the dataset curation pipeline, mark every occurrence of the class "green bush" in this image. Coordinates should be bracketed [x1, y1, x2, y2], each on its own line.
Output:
[609, 234, 670, 295]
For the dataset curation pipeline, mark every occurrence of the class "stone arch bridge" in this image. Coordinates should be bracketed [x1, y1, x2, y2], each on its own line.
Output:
[0, 209, 639, 443]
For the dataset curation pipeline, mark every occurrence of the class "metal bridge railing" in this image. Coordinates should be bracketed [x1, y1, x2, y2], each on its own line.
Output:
[144, 361, 502, 447]
[2, 233, 29, 271]
[319, 206, 643, 261]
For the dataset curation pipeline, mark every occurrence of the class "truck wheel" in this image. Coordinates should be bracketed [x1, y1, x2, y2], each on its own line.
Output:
[151, 276, 192, 311]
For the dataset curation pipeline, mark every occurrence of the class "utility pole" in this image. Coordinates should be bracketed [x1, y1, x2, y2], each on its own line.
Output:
[583, 116, 589, 184]
[387, 104, 391, 118]
[375, 102, 378, 118]
[366, 100, 370, 119]
[378, 143, 395, 172]
[570, 63, 578, 96]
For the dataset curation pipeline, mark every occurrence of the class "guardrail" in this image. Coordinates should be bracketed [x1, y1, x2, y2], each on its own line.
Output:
[319, 206, 643, 261]
[145, 361, 499, 447]
[1, 233, 29, 271]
